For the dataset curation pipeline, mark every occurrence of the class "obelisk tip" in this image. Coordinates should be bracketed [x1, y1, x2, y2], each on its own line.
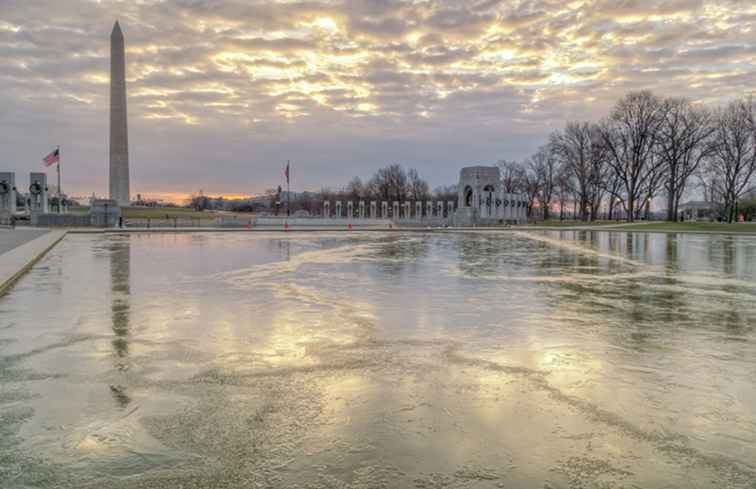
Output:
[111, 20, 123, 37]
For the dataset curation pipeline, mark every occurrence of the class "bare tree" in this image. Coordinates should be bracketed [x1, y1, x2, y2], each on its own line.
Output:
[604, 172, 624, 220]
[407, 168, 430, 201]
[657, 98, 715, 221]
[551, 125, 587, 219]
[497, 160, 525, 193]
[639, 156, 667, 220]
[528, 145, 558, 220]
[368, 164, 408, 202]
[554, 165, 573, 220]
[550, 122, 607, 221]
[588, 130, 610, 220]
[345, 177, 364, 201]
[598, 91, 665, 222]
[704, 98, 756, 222]
[521, 162, 542, 217]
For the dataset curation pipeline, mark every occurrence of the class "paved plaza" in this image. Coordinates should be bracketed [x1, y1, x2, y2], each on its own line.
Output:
[0, 228, 49, 255]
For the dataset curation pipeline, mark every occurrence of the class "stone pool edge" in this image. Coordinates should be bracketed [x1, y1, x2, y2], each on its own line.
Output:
[0, 230, 67, 296]
[62, 226, 756, 236]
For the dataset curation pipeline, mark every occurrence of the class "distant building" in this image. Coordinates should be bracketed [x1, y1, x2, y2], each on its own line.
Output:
[678, 201, 718, 221]
[454, 166, 528, 225]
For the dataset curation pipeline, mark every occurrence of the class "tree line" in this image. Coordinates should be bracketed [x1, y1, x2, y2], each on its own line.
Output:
[299, 91, 756, 222]
[513, 91, 756, 223]
[283, 165, 454, 216]
[188, 91, 756, 222]
[319, 164, 456, 205]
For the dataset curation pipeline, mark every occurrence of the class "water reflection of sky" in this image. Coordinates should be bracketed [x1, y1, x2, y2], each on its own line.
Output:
[1, 231, 755, 488]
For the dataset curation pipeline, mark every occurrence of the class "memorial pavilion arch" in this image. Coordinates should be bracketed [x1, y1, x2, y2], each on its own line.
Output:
[463, 186, 474, 208]
[455, 165, 528, 225]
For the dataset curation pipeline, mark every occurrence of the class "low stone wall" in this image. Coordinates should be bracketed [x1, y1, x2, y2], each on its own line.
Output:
[30, 202, 121, 227]
[395, 218, 449, 227]
[255, 217, 392, 227]
[215, 216, 256, 227]
[33, 213, 91, 227]
[125, 217, 213, 228]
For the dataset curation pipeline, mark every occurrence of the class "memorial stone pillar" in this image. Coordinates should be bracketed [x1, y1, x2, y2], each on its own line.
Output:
[335, 201, 342, 218]
[426, 201, 433, 217]
[359, 201, 365, 219]
[29, 172, 49, 214]
[392, 201, 399, 220]
[371, 201, 377, 219]
[323, 201, 330, 218]
[415, 201, 423, 219]
[0, 172, 17, 215]
[347, 201, 353, 219]
[381, 201, 388, 218]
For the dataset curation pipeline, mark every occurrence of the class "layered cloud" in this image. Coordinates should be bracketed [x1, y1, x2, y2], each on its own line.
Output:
[1, 0, 754, 199]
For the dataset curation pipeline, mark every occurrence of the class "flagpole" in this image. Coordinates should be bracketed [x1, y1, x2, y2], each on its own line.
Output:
[286, 160, 290, 217]
[56, 146, 62, 213]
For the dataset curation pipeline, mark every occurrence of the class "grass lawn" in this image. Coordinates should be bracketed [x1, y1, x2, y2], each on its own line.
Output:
[611, 222, 756, 234]
[122, 207, 250, 220]
[526, 219, 620, 227]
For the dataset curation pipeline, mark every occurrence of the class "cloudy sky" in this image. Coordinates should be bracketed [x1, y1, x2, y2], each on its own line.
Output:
[1, 0, 754, 201]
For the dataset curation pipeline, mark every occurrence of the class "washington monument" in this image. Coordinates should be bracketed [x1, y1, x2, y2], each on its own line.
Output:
[109, 21, 130, 206]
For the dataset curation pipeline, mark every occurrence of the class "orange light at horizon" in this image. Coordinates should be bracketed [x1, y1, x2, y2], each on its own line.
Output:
[135, 191, 254, 204]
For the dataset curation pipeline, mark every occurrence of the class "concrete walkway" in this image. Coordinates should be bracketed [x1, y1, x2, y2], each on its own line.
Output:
[0, 229, 67, 295]
[0, 228, 49, 254]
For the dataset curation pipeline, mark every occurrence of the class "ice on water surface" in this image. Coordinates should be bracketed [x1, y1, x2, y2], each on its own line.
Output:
[1, 231, 755, 488]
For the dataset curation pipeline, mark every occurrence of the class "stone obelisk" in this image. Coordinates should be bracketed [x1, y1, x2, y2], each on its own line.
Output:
[109, 21, 130, 206]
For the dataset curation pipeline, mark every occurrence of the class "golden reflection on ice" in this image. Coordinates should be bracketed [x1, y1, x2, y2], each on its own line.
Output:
[3, 231, 756, 488]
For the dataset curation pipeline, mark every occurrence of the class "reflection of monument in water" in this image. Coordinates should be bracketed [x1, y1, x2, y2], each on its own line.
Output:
[109, 236, 131, 407]
[109, 21, 130, 206]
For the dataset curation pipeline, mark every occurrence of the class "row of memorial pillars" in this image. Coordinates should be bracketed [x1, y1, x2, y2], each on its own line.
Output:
[481, 196, 528, 220]
[0, 171, 49, 215]
[322, 201, 455, 219]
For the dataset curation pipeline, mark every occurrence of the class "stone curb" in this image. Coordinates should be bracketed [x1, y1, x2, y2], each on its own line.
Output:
[58, 226, 756, 236]
[0, 230, 67, 297]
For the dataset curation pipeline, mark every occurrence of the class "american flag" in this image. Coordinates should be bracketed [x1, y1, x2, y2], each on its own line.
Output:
[284, 162, 290, 184]
[43, 148, 60, 166]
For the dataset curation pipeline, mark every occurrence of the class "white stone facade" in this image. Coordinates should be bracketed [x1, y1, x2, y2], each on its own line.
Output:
[455, 166, 527, 225]
[0, 172, 17, 215]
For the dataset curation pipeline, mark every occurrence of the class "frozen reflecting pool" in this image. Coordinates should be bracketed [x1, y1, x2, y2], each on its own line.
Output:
[1, 231, 756, 488]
